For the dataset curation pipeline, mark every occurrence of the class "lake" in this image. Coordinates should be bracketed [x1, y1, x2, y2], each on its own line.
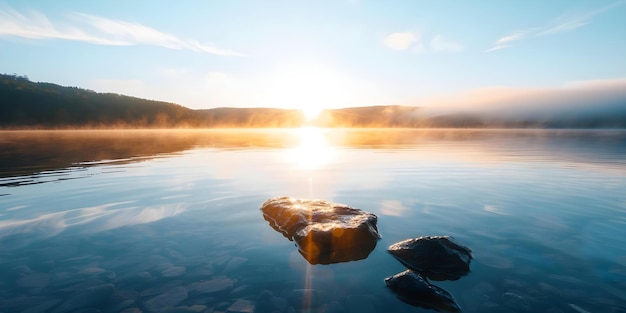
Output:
[0, 128, 625, 313]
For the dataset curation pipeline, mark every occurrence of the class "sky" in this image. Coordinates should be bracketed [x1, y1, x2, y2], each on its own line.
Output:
[1, 0, 625, 113]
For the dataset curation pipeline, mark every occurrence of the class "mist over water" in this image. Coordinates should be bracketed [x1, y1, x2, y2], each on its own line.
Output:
[0, 129, 625, 313]
[417, 78, 626, 127]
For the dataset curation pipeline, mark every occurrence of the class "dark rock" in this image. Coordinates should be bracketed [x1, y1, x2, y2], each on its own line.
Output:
[260, 196, 380, 264]
[388, 236, 472, 281]
[385, 270, 461, 312]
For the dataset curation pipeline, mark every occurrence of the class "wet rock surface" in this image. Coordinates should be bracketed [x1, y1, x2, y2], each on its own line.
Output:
[385, 236, 473, 312]
[388, 236, 472, 281]
[385, 270, 461, 312]
[260, 196, 380, 264]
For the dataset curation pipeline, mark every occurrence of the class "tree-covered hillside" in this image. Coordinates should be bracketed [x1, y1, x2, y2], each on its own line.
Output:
[0, 74, 200, 128]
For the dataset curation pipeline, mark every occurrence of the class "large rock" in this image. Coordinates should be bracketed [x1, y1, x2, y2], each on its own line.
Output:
[388, 236, 472, 281]
[385, 270, 461, 312]
[260, 196, 380, 264]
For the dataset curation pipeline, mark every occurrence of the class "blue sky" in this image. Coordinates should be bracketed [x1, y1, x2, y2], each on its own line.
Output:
[1, 0, 625, 112]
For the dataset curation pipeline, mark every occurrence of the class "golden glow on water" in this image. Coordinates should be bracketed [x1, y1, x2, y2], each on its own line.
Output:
[287, 127, 337, 170]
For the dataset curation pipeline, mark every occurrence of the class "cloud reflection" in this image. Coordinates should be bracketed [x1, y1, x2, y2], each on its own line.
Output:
[0, 201, 187, 239]
[380, 200, 409, 216]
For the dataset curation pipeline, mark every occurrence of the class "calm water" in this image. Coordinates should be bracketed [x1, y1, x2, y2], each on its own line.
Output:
[0, 129, 625, 313]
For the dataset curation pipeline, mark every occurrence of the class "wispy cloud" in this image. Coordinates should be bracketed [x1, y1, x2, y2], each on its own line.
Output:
[0, 7, 244, 56]
[484, 31, 529, 52]
[383, 31, 463, 54]
[486, 1, 625, 52]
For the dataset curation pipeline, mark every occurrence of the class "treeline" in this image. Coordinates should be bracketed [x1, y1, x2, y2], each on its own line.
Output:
[0, 74, 199, 128]
[0, 74, 306, 128]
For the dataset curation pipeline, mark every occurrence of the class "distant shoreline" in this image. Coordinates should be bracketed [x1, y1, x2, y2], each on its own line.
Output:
[2, 73, 625, 129]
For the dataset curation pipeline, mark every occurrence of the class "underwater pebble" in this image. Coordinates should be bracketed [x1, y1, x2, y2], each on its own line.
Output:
[569, 303, 591, 313]
[187, 276, 234, 294]
[143, 286, 188, 313]
[140, 280, 183, 297]
[229, 284, 250, 297]
[271, 296, 288, 311]
[254, 290, 275, 312]
[501, 291, 532, 312]
[17, 272, 50, 289]
[22, 298, 60, 313]
[162, 266, 186, 278]
[51, 283, 115, 313]
[288, 289, 324, 309]
[227, 299, 255, 313]
[106, 298, 135, 312]
[345, 295, 376, 313]
[223, 257, 248, 273]
[160, 305, 207, 313]
[323, 300, 346, 313]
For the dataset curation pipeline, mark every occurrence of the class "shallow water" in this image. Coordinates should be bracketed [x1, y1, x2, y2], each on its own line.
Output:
[1, 128, 625, 313]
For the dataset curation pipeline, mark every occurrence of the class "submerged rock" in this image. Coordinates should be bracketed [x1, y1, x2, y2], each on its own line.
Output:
[388, 236, 472, 281]
[260, 196, 380, 265]
[385, 270, 461, 312]
[51, 283, 115, 313]
[143, 286, 188, 313]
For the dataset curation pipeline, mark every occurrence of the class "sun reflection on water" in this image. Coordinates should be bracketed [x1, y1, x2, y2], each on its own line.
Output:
[287, 127, 337, 171]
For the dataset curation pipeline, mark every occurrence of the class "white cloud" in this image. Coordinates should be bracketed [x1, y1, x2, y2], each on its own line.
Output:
[384, 31, 463, 54]
[430, 34, 463, 53]
[383, 32, 418, 50]
[486, 1, 625, 52]
[0, 6, 244, 56]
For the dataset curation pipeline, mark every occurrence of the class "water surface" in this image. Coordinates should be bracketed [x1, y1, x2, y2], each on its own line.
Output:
[1, 129, 625, 312]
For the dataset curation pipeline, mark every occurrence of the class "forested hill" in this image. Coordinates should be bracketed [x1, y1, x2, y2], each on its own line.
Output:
[0, 74, 306, 128]
[0, 74, 199, 128]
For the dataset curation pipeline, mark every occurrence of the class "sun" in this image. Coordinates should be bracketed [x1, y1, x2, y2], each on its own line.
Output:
[262, 61, 353, 119]
[302, 106, 322, 121]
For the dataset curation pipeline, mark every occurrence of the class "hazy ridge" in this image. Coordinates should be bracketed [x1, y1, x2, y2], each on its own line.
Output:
[1, 74, 625, 129]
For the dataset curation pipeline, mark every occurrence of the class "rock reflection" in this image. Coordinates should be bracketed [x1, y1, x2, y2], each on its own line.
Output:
[260, 196, 380, 265]
[385, 270, 461, 312]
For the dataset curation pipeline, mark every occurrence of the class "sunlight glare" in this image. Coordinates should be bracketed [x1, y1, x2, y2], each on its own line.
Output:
[302, 106, 322, 121]
[287, 127, 335, 170]
[263, 62, 355, 117]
